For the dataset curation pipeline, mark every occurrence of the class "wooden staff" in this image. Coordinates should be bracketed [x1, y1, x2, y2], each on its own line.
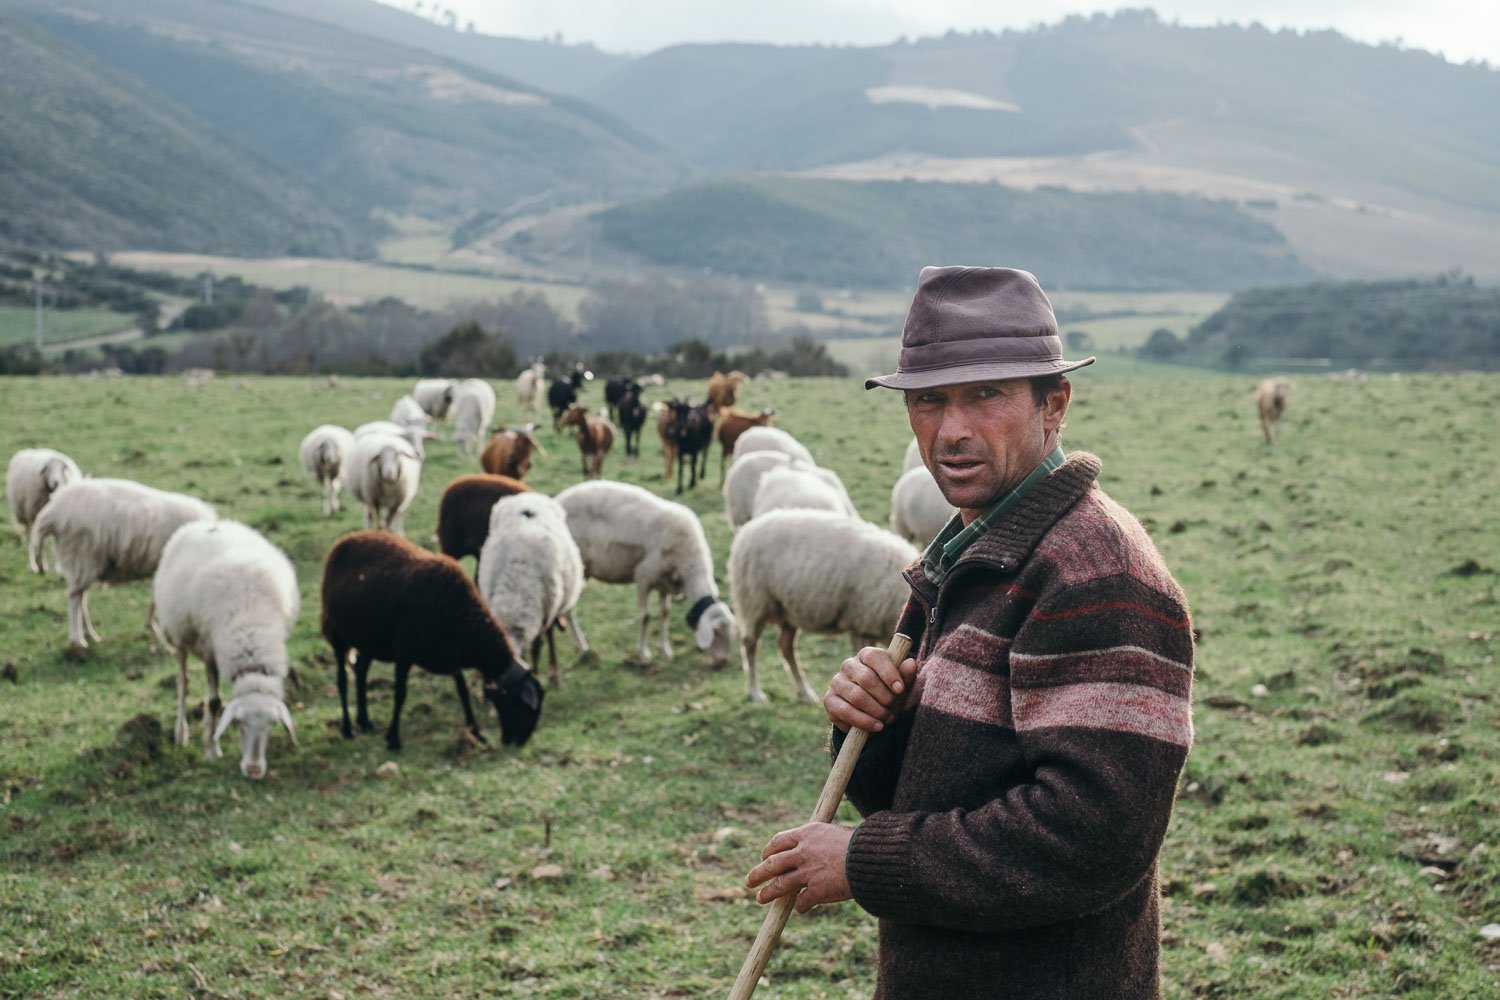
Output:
[728, 632, 914, 1000]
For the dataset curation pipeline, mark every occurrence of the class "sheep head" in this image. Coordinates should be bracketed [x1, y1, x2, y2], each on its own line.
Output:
[483, 661, 544, 748]
[687, 598, 737, 670]
[214, 693, 297, 780]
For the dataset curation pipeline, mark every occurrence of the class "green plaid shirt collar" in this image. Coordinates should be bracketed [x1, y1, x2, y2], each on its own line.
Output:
[920, 446, 1067, 587]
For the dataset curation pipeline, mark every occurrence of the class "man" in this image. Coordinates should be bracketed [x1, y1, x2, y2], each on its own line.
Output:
[745, 266, 1194, 998]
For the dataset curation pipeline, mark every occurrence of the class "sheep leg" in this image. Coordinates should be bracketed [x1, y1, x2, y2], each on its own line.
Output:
[330, 477, 341, 514]
[633, 585, 653, 661]
[386, 661, 411, 751]
[566, 607, 590, 653]
[777, 625, 818, 704]
[450, 674, 486, 744]
[335, 644, 355, 739]
[23, 524, 39, 574]
[66, 587, 88, 650]
[174, 647, 191, 747]
[203, 657, 223, 760]
[741, 625, 767, 705]
[658, 591, 673, 660]
[352, 652, 376, 734]
[81, 591, 101, 643]
[544, 628, 559, 687]
[390, 510, 405, 537]
[362, 505, 373, 531]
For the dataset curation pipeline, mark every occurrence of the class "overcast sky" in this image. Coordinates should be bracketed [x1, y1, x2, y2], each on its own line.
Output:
[378, 1, 1499, 65]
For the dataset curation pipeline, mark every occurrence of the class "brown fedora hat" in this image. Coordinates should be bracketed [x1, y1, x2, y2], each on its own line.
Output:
[866, 266, 1095, 390]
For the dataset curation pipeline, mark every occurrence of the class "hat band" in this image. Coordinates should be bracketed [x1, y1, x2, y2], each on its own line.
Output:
[898, 333, 1063, 372]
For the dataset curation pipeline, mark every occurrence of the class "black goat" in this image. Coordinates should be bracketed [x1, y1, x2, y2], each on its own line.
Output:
[604, 376, 635, 423]
[672, 399, 716, 494]
[617, 382, 647, 457]
[321, 531, 543, 750]
[548, 365, 593, 432]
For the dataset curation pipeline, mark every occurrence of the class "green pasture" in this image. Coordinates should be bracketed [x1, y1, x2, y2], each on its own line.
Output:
[1, 372, 1496, 998]
[0, 306, 132, 348]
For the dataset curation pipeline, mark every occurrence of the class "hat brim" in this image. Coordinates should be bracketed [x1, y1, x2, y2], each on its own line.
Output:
[864, 356, 1096, 390]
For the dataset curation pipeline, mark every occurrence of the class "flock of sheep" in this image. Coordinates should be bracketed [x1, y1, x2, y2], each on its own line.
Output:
[6, 366, 963, 782]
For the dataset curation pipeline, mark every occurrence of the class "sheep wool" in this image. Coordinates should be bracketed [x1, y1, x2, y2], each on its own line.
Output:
[732, 425, 814, 465]
[412, 378, 457, 421]
[729, 509, 917, 704]
[7, 447, 83, 572]
[478, 494, 586, 685]
[346, 432, 421, 536]
[889, 464, 957, 548]
[451, 379, 497, 454]
[298, 425, 355, 516]
[750, 464, 851, 520]
[152, 520, 300, 780]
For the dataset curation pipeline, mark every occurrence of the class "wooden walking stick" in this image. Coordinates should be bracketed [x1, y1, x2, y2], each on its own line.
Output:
[728, 632, 914, 1000]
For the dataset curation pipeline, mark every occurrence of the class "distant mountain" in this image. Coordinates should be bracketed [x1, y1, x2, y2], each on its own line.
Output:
[0, 13, 361, 255]
[4, 0, 682, 243]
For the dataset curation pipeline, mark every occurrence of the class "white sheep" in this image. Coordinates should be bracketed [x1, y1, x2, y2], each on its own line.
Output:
[152, 520, 299, 779]
[412, 378, 457, 422]
[451, 378, 497, 454]
[355, 419, 431, 460]
[903, 437, 923, 472]
[729, 509, 917, 704]
[7, 447, 83, 572]
[750, 463, 853, 520]
[477, 493, 586, 686]
[555, 480, 735, 668]
[297, 425, 355, 516]
[514, 359, 546, 413]
[346, 431, 421, 536]
[889, 465, 957, 547]
[29, 478, 216, 649]
[724, 451, 857, 530]
[732, 425, 814, 465]
[389, 394, 430, 430]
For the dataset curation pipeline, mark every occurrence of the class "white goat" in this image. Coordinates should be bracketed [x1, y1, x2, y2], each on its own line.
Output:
[478, 493, 586, 686]
[29, 478, 215, 649]
[889, 465, 957, 547]
[412, 378, 457, 422]
[7, 448, 83, 572]
[514, 359, 546, 413]
[152, 520, 299, 779]
[451, 378, 497, 454]
[555, 480, 735, 668]
[729, 509, 917, 704]
[346, 432, 421, 536]
[297, 425, 355, 516]
[732, 425, 814, 465]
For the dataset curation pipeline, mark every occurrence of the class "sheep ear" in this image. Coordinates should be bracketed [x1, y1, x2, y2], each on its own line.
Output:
[213, 701, 240, 742]
[276, 702, 299, 746]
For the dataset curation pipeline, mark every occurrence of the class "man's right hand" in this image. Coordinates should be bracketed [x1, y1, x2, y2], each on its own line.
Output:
[825, 646, 919, 734]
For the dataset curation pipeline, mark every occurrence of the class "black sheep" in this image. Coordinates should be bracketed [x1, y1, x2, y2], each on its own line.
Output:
[617, 383, 647, 457]
[547, 365, 594, 432]
[321, 531, 543, 750]
[672, 399, 716, 494]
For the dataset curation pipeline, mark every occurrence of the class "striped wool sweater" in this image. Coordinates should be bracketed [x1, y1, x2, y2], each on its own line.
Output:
[837, 452, 1194, 999]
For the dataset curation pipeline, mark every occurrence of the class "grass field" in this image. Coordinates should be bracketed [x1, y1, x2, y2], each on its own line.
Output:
[1, 373, 1497, 998]
[0, 306, 132, 348]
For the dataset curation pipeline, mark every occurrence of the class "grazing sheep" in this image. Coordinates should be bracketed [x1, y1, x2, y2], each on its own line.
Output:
[548, 365, 594, 432]
[390, 394, 430, 430]
[152, 521, 299, 779]
[412, 379, 457, 422]
[480, 425, 544, 481]
[321, 531, 543, 749]
[723, 450, 791, 530]
[514, 359, 546, 413]
[478, 494, 586, 686]
[450, 378, 497, 455]
[436, 473, 533, 568]
[733, 425, 814, 465]
[903, 437, 923, 472]
[706, 369, 748, 410]
[29, 478, 215, 649]
[354, 420, 429, 460]
[671, 400, 716, 494]
[555, 480, 736, 668]
[751, 463, 852, 520]
[729, 509, 917, 704]
[7, 448, 83, 572]
[297, 425, 355, 516]
[889, 465, 957, 547]
[1256, 377, 1293, 444]
[346, 431, 421, 536]
[617, 383, 648, 458]
[559, 405, 616, 478]
[656, 400, 679, 480]
[715, 408, 776, 483]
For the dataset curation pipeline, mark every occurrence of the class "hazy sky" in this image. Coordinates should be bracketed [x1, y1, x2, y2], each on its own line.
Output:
[380, 1, 1500, 65]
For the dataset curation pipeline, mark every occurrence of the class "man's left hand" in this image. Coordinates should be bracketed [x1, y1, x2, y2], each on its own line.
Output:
[744, 822, 854, 913]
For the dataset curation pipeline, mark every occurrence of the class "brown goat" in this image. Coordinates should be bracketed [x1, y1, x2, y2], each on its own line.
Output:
[657, 402, 678, 480]
[715, 407, 776, 482]
[480, 425, 545, 480]
[706, 370, 748, 410]
[1255, 378, 1293, 444]
[436, 474, 532, 567]
[560, 405, 616, 478]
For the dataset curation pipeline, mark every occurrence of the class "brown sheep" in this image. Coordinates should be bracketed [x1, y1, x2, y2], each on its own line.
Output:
[436, 474, 533, 568]
[1255, 378, 1293, 444]
[480, 425, 545, 481]
[559, 405, 616, 478]
[706, 369, 748, 410]
[715, 407, 776, 482]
